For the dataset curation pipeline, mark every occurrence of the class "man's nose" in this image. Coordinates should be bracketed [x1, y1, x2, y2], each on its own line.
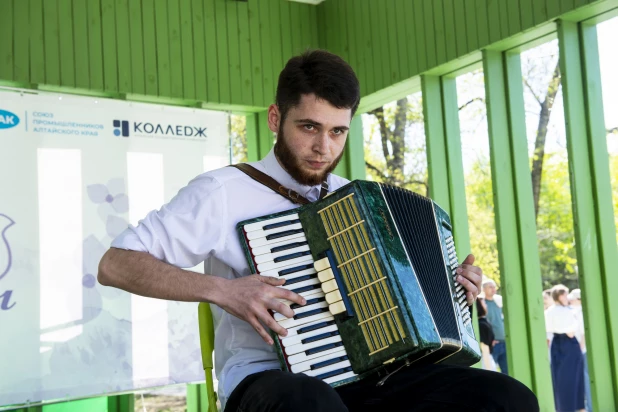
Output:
[313, 131, 329, 154]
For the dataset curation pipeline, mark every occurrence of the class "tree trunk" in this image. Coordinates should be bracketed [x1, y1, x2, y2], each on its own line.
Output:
[531, 62, 561, 219]
[390, 98, 408, 185]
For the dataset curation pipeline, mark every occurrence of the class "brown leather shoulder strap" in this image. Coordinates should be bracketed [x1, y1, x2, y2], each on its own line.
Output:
[230, 163, 310, 205]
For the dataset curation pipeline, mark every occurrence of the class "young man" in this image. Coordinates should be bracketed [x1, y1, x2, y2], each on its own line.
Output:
[98, 50, 538, 411]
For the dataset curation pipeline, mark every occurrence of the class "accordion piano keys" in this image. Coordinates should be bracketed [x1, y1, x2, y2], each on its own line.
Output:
[241, 212, 359, 385]
[273, 298, 329, 322]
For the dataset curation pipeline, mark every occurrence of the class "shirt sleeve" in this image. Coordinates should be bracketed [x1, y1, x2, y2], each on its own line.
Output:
[111, 174, 228, 268]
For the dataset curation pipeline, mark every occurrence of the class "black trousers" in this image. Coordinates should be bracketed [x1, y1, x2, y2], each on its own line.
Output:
[224, 364, 539, 412]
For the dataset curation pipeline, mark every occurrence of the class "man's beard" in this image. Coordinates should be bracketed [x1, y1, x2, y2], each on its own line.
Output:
[274, 127, 344, 186]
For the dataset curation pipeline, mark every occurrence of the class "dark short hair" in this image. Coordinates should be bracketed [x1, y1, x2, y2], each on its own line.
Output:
[276, 50, 361, 122]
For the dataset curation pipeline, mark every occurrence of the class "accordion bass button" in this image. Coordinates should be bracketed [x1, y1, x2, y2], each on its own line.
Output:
[329, 301, 347, 315]
[325, 290, 342, 304]
[314, 257, 331, 272]
[322, 279, 339, 294]
[318, 268, 334, 282]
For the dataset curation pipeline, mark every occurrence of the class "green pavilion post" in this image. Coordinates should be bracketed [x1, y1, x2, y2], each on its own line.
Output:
[558, 19, 618, 411]
[482, 49, 554, 411]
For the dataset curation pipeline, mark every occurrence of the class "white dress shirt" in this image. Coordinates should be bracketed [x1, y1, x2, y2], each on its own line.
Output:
[545, 304, 579, 336]
[111, 149, 349, 408]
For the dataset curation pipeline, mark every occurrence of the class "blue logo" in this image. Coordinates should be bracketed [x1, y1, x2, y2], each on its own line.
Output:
[0, 110, 20, 130]
[113, 120, 129, 137]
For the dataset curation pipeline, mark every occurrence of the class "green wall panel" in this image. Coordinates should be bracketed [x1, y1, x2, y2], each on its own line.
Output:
[13, 0, 29, 84]
[180, 0, 196, 100]
[0, 0, 606, 108]
[29, 0, 45, 85]
[87, 0, 105, 91]
[0, 0, 318, 108]
[317, 0, 600, 106]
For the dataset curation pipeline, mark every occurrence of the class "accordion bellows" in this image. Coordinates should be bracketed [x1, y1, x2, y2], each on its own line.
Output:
[238, 180, 481, 387]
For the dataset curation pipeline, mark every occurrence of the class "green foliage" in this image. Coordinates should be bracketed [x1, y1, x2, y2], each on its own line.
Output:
[535, 152, 578, 289]
[462, 157, 500, 285]
[362, 93, 429, 196]
[231, 114, 247, 163]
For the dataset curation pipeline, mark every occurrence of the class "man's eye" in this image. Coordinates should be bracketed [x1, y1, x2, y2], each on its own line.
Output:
[333, 128, 343, 135]
[304, 124, 316, 131]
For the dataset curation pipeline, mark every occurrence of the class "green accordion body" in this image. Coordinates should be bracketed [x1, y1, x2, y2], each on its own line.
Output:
[237, 180, 481, 387]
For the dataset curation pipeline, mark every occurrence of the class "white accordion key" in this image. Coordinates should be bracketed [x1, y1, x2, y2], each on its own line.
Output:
[304, 359, 352, 378]
[254, 244, 310, 264]
[290, 348, 347, 373]
[257, 255, 314, 273]
[284, 335, 342, 356]
[243, 213, 300, 233]
[278, 310, 332, 330]
[321, 279, 339, 293]
[277, 289, 324, 306]
[287, 345, 346, 365]
[317, 268, 334, 282]
[280, 276, 320, 291]
[323, 371, 356, 385]
[325, 290, 342, 304]
[283, 315, 335, 338]
[250, 236, 308, 256]
[329, 301, 346, 315]
[273, 300, 328, 322]
[249, 231, 305, 248]
[260, 264, 316, 280]
[314, 257, 331, 272]
[246, 222, 303, 241]
[281, 324, 338, 353]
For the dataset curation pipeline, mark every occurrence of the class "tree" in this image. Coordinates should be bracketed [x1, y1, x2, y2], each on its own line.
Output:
[363, 94, 428, 196]
[527, 62, 561, 219]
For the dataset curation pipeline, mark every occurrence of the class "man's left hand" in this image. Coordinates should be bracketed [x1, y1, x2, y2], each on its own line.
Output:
[457, 254, 482, 306]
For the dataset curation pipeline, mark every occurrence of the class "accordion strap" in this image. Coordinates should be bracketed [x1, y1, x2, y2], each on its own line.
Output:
[230, 163, 328, 205]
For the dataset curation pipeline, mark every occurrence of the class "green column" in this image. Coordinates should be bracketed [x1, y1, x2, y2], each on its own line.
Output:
[483, 50, 554, 411]
[106, 395, 133, 412]
[334, 115, 366, 180]
[421, 76, 451, 212]
[421, 75, 471, 262]
[422, 74, 478, 354]
[558, 20, 618, 411]
[187, 383, 212, 412]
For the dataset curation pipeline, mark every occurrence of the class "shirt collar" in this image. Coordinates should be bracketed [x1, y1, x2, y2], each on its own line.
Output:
[260, 148, 326, 202]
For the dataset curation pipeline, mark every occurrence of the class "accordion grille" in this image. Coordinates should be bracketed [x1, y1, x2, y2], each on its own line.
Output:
[380, 185, 460, 341]
[318, 193, 406, 356]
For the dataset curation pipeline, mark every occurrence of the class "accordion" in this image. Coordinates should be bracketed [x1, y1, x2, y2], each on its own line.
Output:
[237, 180, 481, 387]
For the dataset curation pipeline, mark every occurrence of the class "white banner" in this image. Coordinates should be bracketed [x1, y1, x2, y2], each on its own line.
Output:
[0, 90, 230, 408]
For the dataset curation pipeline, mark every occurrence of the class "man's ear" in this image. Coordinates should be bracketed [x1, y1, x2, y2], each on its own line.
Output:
[267, 104, 281, 134]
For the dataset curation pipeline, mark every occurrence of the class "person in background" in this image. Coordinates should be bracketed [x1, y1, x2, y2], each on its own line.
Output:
[569, 288, 591, 412]
[546, 284, 585, 412]
[482, 279, 508, 375]
[476, 297, 497, 371]
[543, 289, 554, 310]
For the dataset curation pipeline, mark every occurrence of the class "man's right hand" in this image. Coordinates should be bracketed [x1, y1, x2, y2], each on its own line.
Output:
[214, 275, 307, 345]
